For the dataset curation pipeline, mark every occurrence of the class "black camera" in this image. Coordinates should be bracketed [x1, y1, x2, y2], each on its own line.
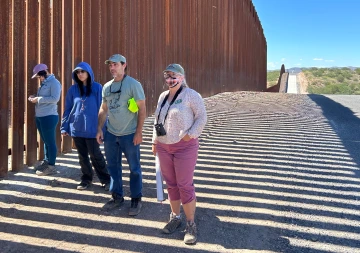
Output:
[155, 123, 166, 136]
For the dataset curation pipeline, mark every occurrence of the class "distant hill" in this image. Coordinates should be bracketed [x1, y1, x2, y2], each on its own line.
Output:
[286, 67, 302, 74]
[267, 67, 360, 94]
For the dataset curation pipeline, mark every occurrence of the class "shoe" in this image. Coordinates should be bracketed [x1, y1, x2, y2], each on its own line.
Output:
[184, 221, 197, 244]
[102, 195, 124, 211]
[128, 197, 142, 216]
[103, 182, 110, 191]
[35, 160, 48, 171]
[162, 213, 182, 234]
[36, 165, 57, 176]
[77, 181, 91, 190]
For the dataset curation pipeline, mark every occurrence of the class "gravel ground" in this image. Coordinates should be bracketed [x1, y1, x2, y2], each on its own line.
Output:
[1, 91, 360, 253]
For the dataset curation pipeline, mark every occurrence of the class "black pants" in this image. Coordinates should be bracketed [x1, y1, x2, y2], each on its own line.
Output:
[73, 137, 110, 185]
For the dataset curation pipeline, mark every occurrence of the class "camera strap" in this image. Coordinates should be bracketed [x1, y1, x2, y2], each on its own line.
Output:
[156, 86, 183, 124]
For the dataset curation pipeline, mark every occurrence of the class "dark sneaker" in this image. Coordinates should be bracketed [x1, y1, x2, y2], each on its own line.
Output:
[36, 165, 57, 176]
[35, 160, 48, 171]
[162, 213, 182, 234]
[77, 181, 91, 190]
[184, 221, 197, 244]
[103, 182, 110, 191]
[128, 198, 142, 216]
[102, 196, 124, 211]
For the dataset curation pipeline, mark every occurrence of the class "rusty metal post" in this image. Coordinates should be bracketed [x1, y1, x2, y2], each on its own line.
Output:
[82, 0, 91, 64]
[37, 0, 51, 160]
[73, 0, 83, 66]
[90, 0, 100, 86]
[11, 0, 26, 172]
[25, 0, 39, 166]
[51, 0, 63, 155]
[0, 0, 11, 177]
[61, 0, 73, 153]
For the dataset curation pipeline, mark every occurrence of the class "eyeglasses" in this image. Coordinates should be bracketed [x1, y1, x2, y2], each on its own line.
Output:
[75, 70, 86, 74]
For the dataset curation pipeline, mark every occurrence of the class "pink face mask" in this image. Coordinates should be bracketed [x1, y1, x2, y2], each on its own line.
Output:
[164, 75, 181, 87]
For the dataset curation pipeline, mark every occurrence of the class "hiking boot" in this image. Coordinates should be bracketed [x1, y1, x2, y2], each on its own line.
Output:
[128, 197, 142, 216]
[102, 195, 124, 211]
[35, 160, 48, 171]
[162, 213, 182, 234]
[184, 221, 197, 244]
[36, 165, 57, 176]
[77, 181, 91, 190]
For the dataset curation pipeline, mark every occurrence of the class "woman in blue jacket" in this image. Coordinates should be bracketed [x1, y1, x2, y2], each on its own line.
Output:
[61, 62, 110, 190]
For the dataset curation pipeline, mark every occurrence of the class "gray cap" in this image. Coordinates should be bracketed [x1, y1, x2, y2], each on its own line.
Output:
[105, 54, 126, 64]
[163, 64, 184, 75]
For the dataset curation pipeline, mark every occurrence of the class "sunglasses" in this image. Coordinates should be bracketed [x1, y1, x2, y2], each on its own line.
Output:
[110, 85, 121, 94]
[75, 70, 86, 74]
[110, 76, 126, 94]
[164, 75, 177, 80]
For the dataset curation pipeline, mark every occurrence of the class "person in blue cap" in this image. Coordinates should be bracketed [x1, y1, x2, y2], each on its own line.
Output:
[60, 62, 110, 190]
[28, 63, 62, 176]
[97, 54, 146, 216]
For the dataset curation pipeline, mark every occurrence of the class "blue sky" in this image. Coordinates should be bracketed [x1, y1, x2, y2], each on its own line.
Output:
[252, 0, 360, 70]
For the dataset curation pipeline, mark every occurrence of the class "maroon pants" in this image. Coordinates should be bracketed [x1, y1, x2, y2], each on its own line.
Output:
[156, 138, 199, 204]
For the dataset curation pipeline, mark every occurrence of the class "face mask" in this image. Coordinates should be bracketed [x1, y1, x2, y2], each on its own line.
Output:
[165, 76, 180, 87]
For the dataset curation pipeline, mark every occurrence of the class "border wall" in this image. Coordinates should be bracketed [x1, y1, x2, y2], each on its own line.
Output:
[0, 0, 266, 175]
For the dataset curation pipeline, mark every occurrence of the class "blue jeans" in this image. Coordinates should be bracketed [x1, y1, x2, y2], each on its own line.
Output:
[36, 115, 59, 165]
[104, 131, 142, 198]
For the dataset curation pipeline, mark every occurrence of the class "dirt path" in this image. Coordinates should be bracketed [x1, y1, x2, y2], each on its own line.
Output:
[297, 72, 309, 94]
[1, 91, 360, 253]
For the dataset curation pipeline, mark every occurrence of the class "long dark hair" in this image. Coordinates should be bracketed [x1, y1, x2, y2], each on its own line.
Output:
[74, 72, 92, 97]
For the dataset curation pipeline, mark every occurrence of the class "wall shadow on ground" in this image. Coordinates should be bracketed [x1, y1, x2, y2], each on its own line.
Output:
[1, 92, 360, 252]
[308, 94, 360, 178]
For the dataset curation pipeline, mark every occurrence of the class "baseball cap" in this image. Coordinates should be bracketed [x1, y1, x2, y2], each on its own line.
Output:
[31, 63, 48, 79]
[163, 64, 185, 75]
[105, 54, 126, 64]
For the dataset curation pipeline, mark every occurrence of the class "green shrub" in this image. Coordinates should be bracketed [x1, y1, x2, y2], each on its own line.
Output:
[267, 71, 280, 82]
[336, 75, 344, 82]
[292, 67, 360, 94]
